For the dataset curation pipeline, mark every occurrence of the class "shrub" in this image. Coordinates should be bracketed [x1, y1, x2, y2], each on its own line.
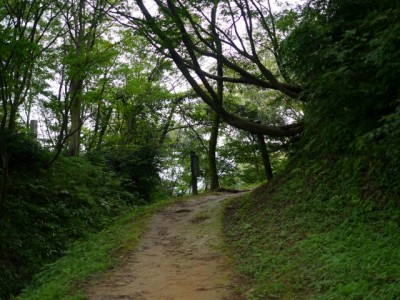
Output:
[0, 154, 132, 299]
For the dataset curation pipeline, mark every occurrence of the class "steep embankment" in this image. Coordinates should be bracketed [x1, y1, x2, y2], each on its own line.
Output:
[224, 167, 400, 299]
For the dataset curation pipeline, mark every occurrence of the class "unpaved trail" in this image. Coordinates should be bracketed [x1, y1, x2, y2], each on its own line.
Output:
[85, 192, 243, 300]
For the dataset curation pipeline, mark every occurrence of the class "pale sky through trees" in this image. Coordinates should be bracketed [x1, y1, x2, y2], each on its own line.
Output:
[25, 0, 306, 144]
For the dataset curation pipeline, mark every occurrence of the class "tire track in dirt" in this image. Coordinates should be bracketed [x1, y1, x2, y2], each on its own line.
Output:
[85, 192, 243, 300]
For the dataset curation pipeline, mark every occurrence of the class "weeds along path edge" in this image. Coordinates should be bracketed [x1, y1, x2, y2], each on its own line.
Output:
[17, 196, 192, 300]
[18, 192, 242, 300]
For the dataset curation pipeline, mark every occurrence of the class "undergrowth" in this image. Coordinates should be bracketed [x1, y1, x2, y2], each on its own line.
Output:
[16, 197, 178, 300]
[0, 133, 166, 299]
[0, 153, 133, 298]
[223, 2, 400, 298]
[224, 156, 400, 299]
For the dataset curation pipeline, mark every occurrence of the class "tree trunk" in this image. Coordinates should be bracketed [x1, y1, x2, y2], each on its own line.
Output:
[121, 110, 137, 146]
[46, 108, 70, 169]
[208, 112, 220, 190]
[158, 101, 178, 147]
[190, 152, 199, 195]
[0, 133, 8, 216]
[0, 78, 9, 215]
[256, 133, 273, 181]
[68, 79, 83, 156]
[87, 104, 101, 152]
[208, 4, 222, 191]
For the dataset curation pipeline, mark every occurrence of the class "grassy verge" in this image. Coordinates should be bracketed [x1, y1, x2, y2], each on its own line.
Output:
[16, 197, 185, 300]
[224, 183, 400, 299]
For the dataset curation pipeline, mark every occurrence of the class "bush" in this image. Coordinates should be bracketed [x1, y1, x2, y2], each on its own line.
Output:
[94, 144, 162, 203]
[281, 0, 400, 202]
[6, 132, 50, 173]
[0, 154, 133, 299]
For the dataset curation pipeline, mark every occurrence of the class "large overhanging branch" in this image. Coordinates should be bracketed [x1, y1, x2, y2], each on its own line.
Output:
[132, 0, 303, 137]
[175, 0, 301, 95]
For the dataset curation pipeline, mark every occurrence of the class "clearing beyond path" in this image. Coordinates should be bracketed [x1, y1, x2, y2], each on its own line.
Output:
[85, 192, 243, 300]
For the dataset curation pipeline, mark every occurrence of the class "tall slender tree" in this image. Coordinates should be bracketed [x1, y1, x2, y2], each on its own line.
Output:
[64, 0, 112, 155]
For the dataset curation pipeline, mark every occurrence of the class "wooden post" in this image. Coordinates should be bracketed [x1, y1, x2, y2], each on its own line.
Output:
[190, 152, 200, 195]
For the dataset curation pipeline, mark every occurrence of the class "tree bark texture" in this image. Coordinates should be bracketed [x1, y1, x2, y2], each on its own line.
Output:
[208, 112, 220, 190]
[68, 78, 84, 156]
[256, 133, 273, 180]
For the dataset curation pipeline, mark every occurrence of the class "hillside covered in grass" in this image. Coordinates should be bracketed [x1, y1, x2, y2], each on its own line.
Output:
[224, 162, 400, 299]
[223, 1, 400, 299]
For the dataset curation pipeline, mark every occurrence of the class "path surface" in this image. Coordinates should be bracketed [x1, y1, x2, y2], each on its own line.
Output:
[85, 192, 242, 300]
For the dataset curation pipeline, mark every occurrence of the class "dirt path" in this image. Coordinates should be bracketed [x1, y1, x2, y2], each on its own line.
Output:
[85, 192, 242, 300]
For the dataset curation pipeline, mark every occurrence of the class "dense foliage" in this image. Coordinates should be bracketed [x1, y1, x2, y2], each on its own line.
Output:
[282, 0, 400, 201]
[17, 197, 176, 300]
[0, 136, 141, 298]
[224, 1, 400, 299]
[0, 1, 187, 297]
[1, 0, 399, 298]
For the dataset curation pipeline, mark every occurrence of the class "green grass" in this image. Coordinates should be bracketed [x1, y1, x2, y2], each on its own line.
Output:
[16, 197, 184, 300]
[224, 182, 400, 299]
